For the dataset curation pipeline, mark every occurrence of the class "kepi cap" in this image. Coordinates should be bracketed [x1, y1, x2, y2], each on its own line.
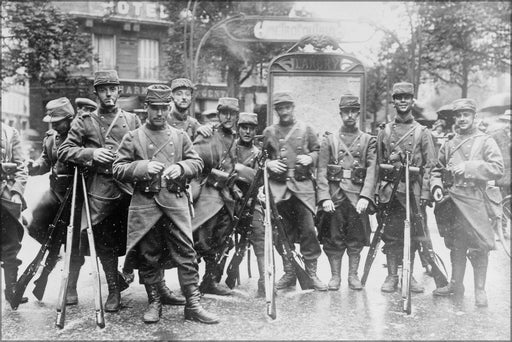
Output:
[273, 92, 294, 106]
[170, 78, 194, 92]
[43, 97, 75, 122]
[238, 112, 258, 126]
[452, 98, 477, 113]
[339, 94, 360, 108]
[145, 84, 172, 105]
[93, 70, 120, 87]
[75, 97, 97, 109]
[217, 97, 239, 112]
[392, 82, 414, 96]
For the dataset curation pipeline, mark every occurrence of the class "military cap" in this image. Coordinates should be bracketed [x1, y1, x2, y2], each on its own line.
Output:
[498, 109, 511, 122]
[238, 112, 258, 126]
[145, 84, 173, 105]
[273, 92, 294, 106]
[170, 78, 194, 92]
[339, 94, 360, 108]
[452, 98, 477, 113]
[43, 97, 75, 122]
[93, 70, 120, 87]
[392, 82, 414, 96]
[75, 97, 97, 109]
[217, 97, 239, 112]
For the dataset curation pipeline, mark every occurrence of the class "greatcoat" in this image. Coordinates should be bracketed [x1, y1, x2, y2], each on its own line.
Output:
[167, 109, 202, 140]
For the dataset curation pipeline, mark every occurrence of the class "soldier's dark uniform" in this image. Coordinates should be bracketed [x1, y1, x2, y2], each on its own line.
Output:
[27, 97, 84, 305]
[431, 98, 504, 307]
[316, 94, 377, 291]
[113, 84, 218, 324]
[376, 82, 436, 293]
[263, 92, 327, 291]
[1, 123, 28, 307]
[191, 97, 240, 296]
[58, 70, 140, 312]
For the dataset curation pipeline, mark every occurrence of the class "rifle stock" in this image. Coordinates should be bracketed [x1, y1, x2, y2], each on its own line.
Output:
[263, 162, 276, 319]
[32, 243, 61, 301]
[402, 152, 412, 315]
[225, 230, 250, 289]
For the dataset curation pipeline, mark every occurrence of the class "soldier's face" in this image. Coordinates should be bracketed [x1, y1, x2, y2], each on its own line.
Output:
[340, 107, 360, 127]
[275, 102, 295, 124]
[218, 109, 238, 130]
[146, 103, 171, 128]
[455, 110, 476, 131]
[172, 88, 192, 111]
[51, 119, 71, 135]
[392, 94, 414, 115]
[77, 105, 96, 116]
[95, 85, 120, 108]
[238, 124, 256, 143]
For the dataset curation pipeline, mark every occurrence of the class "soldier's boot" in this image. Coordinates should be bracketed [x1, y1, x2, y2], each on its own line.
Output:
[143, 283, 162, 323]
[256, 255, 265, 298]
[156, 280, 186, 305]
[326, 254, 342, 291]
[3, 266, 28, 306]
[66, 256, 84, 305]
[199, 257, 232, 296]
[276, 256, 297, 289]
[347, 253, 363, 291]
[470, 251, 489, 307]
[183, 284, 220, 324]
[381, 254, 399, 293]
[410, 253, 425, 293]
[100, 255, 121, 312]
[433, 248, 466, 297]
[304, 259, 328, 291]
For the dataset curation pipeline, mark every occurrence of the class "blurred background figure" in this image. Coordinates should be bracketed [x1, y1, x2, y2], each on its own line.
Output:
[200, 108, 219, 125]
[75, 97, 97, 116]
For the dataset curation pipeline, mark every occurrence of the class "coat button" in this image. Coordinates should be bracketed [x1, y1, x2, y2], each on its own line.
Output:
[101, 116, 105, 119]
[149, 144, 154, 148]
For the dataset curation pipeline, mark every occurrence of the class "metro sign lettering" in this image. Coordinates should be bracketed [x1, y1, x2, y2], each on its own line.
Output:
[254, 20, 344, 42]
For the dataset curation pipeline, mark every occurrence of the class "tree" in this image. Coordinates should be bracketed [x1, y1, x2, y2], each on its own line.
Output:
[418, 1, 511, 97]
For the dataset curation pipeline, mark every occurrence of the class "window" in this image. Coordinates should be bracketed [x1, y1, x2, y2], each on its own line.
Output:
[138, 39, 159, 79]
[93, 34, 116, 71]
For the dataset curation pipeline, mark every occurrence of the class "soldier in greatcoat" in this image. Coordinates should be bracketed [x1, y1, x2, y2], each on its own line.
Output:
[376, 82, 436, 293]
[1, 123, 28, 307]
[26, 97, 82, 305]
[316, 94, 377, 291]
[263, 92, 327, 291]
[431, 98, 504, 307]
[113, 84, 218, 324]
[57, 70, 140, 312]
[191, 97, 240, 296]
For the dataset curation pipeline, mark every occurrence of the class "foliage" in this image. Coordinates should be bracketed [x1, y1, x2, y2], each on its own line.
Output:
[1, 0, 93, 88]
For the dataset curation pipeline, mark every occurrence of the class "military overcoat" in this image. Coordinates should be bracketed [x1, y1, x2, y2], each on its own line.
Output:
[167, 110, 202, 140]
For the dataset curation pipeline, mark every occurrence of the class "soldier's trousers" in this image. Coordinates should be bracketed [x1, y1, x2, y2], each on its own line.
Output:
[248, 206, 265, 257]
[0, 211, 23, 269]
[322, 198, 366, 257]
[137, 216, 199, 286]
[381, 198, 421, 256]
[276, 195, 321, 261]
[193, 206, 232, 258]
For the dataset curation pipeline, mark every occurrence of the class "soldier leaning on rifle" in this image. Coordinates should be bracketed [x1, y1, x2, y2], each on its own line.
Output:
[263, 92, 327, 291]
[26, 97, 84, 305]
[113, 84, 218, 324]
[1, 122, 28, 307]
[375, 82, 436, 294]
[57, 70, 139, 312]
[190, 97, 240, 296]
[431, 98, 504, 307]
[233, 112, 266, 297]
[316, 94, 377, 291]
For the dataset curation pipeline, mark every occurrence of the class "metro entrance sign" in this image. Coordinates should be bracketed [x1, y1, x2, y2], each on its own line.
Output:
[254, 19, 345, 42]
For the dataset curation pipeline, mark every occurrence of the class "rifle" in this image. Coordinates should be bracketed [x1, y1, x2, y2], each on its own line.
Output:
[224, 152, 266, 289]
[361, 164, 405, 286]
[402, 152, 412, 315]
[263, 161, 276, 319]
[11, 179, 73, 309]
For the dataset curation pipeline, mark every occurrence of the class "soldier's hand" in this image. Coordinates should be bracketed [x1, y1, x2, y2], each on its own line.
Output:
[163, 164, 182, 179]
[11, 193, 22, 204]
[322, 199, 336, 213]
[147, 161, 165, 175]
[257, 186, 265, 202]
[452, 162, 465, 175]
[432, 186, 444, 202]
[93, 148, 116, 164]
[296, 155, 313, 166]
[356, 197, 369, 214]
[197, 124, 214, 137]
[26, 159, 39, 173]
[267, 160, 287, 174]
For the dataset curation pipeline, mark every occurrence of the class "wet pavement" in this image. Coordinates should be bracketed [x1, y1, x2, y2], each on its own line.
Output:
[1, 175, 510, 340]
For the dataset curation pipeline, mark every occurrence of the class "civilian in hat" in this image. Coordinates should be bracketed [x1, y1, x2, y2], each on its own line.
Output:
[262, 92, 327, 291]
[26, 97, 84, 305]
[191, 97, 240, 296]
[375, 82, 436, 293]
[1, 122, 28, 308]
[75, 97, 97, 116]
[168, 77, 213, 139]
[316, 94, 377, 291]
[431, 98, 503, 307]
[113, 84, 218, 324]
[58, 70, 140, 312]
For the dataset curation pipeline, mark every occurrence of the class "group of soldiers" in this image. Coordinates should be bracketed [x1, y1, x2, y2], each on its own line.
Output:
[1, 70, 506, 326]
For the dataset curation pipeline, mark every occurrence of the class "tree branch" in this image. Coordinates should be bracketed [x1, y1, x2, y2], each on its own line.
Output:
[238, 63, 255, 85]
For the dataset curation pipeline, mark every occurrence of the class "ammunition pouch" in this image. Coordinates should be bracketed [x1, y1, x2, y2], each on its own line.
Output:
[379, 164, 401, 182]
[206, 168, 235, 190]
[351, 167, 367, 185]
[165, 178, 187, 194]
[327, 164, 343, 182]
[135, 173, 162, 194]
[268, 167, 288, 182]
[50, 174, 73, 193]
[1, 162, 17, 181]
[441, 169, 454, 188]
[294, 163, 311, 181]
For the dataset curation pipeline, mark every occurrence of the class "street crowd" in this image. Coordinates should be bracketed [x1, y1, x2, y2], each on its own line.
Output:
[1, 69, 509, 325]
